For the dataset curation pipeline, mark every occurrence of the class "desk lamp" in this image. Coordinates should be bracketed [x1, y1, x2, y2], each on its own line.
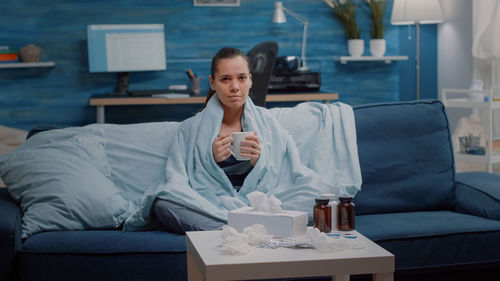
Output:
[391, 0, 444, 100]
[272, 1, 309, 72]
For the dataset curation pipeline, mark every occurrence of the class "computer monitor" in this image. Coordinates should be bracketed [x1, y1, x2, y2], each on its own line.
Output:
[87, 24, 166, 95]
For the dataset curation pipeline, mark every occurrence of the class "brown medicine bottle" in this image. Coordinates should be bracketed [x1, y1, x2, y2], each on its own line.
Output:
[337, 197, 355, 231]
[314, 198, 331, 233]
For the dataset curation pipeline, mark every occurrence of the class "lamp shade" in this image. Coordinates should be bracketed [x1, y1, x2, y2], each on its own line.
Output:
[272, 1, 287, 23]
[391, 0, 444, 25]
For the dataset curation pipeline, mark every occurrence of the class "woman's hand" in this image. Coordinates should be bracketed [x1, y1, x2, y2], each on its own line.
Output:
[212, 134, 232, 163]
[239, 132, 261, 166]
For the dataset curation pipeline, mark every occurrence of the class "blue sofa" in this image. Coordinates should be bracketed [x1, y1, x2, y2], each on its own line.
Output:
[1, 100, 499, 281]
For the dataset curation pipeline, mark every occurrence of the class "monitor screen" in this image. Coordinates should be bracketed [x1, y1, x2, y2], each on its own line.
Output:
[87, 24, 166, 73]
[87, 24, 166, 95]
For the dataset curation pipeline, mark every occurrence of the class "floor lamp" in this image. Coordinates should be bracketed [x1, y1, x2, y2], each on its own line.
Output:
[272, 1, 309, 72]
[391, 0, 444, 100]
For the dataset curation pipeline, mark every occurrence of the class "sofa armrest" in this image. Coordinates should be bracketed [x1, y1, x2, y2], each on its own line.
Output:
[0, 188, 22, 281]
[455, 172, 500, 221]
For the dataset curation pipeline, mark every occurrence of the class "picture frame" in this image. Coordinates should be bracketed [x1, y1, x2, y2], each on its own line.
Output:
[193, 0, 240, 7]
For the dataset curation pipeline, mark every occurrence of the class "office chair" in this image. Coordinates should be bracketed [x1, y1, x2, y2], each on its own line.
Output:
[247, 41, 279, 107]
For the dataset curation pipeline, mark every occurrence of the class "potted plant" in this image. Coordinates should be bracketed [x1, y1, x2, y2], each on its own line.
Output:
[324, 0, 364, 57]
[366, 0, 387, 57]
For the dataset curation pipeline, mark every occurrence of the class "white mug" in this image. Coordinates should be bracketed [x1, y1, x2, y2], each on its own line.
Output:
[232, 132, 254, 161]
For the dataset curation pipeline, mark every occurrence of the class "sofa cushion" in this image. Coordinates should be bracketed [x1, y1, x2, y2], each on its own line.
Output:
[0, 188, 22, 281]
[18, 230, 187, 281]
[0, 121, 180, 238]
[353, 100, 455, 215]
[357, 211, 500, 270]
[455, 172, 500, 221]
[0, 128, 134, 238]
[98, 121, 179, 199]
[20, 230, 186, 254]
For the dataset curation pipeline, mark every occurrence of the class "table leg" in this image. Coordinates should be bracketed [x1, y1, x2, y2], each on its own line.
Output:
[96, 106, 105, 124]
[332, 274, 349, 281]
[373, 272, 394, 281]
[187, 250, 204, 281]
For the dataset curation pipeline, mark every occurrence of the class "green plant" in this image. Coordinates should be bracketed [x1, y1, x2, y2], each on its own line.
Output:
[366, 0, 387, 39]
[325, 0, 361, 39]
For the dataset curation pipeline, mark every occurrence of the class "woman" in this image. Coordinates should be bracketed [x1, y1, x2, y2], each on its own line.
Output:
[151, 47, 342, 234]
[154, 47, 262, 233]
[207, 47, 261, 173]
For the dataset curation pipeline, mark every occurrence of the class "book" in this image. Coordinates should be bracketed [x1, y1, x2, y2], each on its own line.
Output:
[0, 51, 18, 61]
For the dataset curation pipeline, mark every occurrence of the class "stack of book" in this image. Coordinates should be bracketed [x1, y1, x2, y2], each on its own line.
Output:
[0, 50, 19, 62]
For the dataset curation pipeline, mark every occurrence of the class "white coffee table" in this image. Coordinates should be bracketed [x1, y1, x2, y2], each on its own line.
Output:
[186, 230, 394, 281]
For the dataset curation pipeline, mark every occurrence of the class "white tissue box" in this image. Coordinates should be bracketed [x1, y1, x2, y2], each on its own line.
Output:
[228, 206, 307, 237]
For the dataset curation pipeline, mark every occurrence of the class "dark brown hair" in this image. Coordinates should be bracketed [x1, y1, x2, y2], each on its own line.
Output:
[202, 47, 250, 108]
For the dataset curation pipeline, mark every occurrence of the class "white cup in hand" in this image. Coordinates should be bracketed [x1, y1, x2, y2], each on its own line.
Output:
[232, 132, 254, 161]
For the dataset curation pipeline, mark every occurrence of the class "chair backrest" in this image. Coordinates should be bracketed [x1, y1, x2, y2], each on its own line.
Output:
[247, 41, 278, 107]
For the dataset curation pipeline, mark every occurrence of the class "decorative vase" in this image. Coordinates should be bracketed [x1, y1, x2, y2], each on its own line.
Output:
[369, 39, 386, 57]
[348, 39, 364, 57]
[19, 44, 42, 62]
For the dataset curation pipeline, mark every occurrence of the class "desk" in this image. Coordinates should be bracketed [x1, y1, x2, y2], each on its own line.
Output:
[89, 93, 338, 123]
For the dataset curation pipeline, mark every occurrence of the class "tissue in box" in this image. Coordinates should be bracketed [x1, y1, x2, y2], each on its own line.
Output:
[228, 206, 307, 237]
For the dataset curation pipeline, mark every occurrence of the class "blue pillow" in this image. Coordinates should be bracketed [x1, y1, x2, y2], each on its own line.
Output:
[353, 100, 455, 214]
[0, 128, 133, 238]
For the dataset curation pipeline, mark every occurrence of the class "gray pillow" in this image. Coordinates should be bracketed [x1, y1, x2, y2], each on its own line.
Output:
[0, 130, 132, 238]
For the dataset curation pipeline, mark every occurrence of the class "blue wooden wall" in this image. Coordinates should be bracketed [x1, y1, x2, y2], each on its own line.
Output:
[0, 0, 437, 130]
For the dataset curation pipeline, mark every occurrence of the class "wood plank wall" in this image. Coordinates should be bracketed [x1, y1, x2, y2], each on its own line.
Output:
[0, 0, 437, 130]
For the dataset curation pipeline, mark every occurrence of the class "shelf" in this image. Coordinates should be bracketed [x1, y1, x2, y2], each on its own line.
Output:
[442, 99, 500, 109]
[337, 56, 408, 64]
[441, 89, 500, 109]
[441, 88, 500, 172]
[455, 152, 500, 163]
[0, 61, 55, 69]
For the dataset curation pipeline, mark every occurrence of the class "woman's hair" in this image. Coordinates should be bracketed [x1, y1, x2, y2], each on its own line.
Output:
[202, 47, 250, 107]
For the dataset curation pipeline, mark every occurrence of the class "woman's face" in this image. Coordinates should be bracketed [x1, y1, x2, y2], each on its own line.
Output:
[210, 56, 252, 111]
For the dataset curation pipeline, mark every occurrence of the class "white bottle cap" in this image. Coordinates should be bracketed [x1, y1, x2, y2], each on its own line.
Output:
[320, 193, 336, 200]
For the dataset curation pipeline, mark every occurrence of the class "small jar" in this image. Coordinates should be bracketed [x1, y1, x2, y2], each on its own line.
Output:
[321, 193, 338, 231]
[337, 197, 355, 231]
[314, 198, 331, 233]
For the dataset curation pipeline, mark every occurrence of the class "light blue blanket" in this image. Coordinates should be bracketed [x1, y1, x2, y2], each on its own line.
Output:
[123, 96, 361, 230]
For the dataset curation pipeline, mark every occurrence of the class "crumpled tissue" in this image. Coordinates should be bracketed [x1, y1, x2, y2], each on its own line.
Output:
[219, 225, 364, 255]
[219, 224, 271, 255]
[247, 191, 283, 213]
[244, 224, 271, 245]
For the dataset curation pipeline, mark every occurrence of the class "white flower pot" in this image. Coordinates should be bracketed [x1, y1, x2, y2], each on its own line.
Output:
[348, 39, 364, 57]
[369, 39, 386, 57]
